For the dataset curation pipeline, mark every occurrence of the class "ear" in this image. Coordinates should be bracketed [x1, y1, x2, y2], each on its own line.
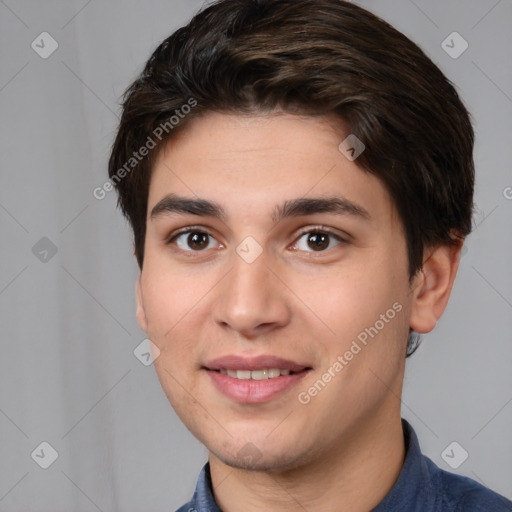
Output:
[135, 275, 148, 332]
[409, 241, 463, 334]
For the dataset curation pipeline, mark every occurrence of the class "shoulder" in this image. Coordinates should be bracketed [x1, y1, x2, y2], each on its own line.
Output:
[424, 456, 512, 511]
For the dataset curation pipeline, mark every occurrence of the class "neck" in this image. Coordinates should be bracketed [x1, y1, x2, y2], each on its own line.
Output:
[209, 410, 406, 512]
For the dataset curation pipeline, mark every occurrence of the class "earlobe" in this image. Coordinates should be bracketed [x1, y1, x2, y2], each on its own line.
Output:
[135, 276, 148, 332]
[409, 243, 462, 334]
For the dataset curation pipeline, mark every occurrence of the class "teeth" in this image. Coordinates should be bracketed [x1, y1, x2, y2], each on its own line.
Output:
[219, 368, 292, 380]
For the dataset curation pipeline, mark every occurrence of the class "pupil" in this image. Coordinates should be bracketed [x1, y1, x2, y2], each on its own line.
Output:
[189, 232, 208, 250]
[308, 233, 328, 251]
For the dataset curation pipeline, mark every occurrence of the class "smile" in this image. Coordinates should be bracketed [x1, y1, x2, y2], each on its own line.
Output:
[218, 368, 292, 380]
[204, 355, 312, 403]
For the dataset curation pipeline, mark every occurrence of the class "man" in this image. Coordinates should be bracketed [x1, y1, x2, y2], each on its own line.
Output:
[108, 0, 512, 510]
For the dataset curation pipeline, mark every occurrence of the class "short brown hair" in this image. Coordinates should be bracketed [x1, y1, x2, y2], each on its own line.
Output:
[109, 0, 475, 352]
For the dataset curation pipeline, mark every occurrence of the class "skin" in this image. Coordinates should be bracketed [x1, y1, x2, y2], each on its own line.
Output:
[135, 112, 462, 511]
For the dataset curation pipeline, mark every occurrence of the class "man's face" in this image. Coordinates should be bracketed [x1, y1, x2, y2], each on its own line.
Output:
[137, 112, 414, 471]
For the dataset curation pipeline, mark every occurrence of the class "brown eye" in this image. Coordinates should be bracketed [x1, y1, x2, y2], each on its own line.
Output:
[168, 230, 218, 251]
[306, 232, 330, 251]
[294, 229, 344, 253]
[186, 232, 209, 250]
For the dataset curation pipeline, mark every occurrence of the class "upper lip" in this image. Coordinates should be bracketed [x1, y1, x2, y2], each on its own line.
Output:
[204, 355, 310, 372]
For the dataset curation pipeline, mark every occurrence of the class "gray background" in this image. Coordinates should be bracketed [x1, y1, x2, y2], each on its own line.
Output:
[0, 0, 511, 510]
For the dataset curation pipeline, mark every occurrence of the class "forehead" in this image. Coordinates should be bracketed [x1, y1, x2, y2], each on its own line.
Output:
[147, 112, 400, 230]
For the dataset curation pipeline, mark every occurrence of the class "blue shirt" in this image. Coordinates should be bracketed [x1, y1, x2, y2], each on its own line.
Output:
[176, 419, 512, 511]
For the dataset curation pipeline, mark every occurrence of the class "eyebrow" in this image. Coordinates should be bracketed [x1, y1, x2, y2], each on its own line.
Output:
[150, 193, 371, 223]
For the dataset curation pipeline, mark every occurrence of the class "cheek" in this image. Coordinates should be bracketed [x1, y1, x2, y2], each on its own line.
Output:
[140, 264, 202, 349]
[141, 266, 208, 409]
[302, 253, 409, 397]
[308, 258, 404, 336]
[141, 244, 206, 318]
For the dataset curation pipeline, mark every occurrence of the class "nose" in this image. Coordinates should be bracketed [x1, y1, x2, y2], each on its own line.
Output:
[212, 247, 291, 339]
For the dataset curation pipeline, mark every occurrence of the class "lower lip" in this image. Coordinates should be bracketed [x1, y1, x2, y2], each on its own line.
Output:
[206, 370, 310, 403]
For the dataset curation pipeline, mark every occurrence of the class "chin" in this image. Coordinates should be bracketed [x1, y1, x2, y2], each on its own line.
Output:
[213, 448, 304, 472]
[205, 433, 315, 474]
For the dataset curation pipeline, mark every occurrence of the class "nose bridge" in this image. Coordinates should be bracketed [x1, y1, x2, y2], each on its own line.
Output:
[214, 244, 289, 334]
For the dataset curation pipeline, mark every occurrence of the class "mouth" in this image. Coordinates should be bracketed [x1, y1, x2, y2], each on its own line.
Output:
[203, 355, 312, 403]
[216, 368, 296, 380]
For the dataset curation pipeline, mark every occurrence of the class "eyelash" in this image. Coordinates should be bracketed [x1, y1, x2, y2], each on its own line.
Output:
[165, 225, 348, 254]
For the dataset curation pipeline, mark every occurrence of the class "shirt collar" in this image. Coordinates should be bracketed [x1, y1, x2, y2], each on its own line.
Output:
[184, 419, 435, 512]
[189, 461, 222, 512]
[373, 418, 436, 511]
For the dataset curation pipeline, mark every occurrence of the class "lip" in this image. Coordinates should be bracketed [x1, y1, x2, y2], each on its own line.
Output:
[204, 355, 312, 403]
[205, 355, 308, 372]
